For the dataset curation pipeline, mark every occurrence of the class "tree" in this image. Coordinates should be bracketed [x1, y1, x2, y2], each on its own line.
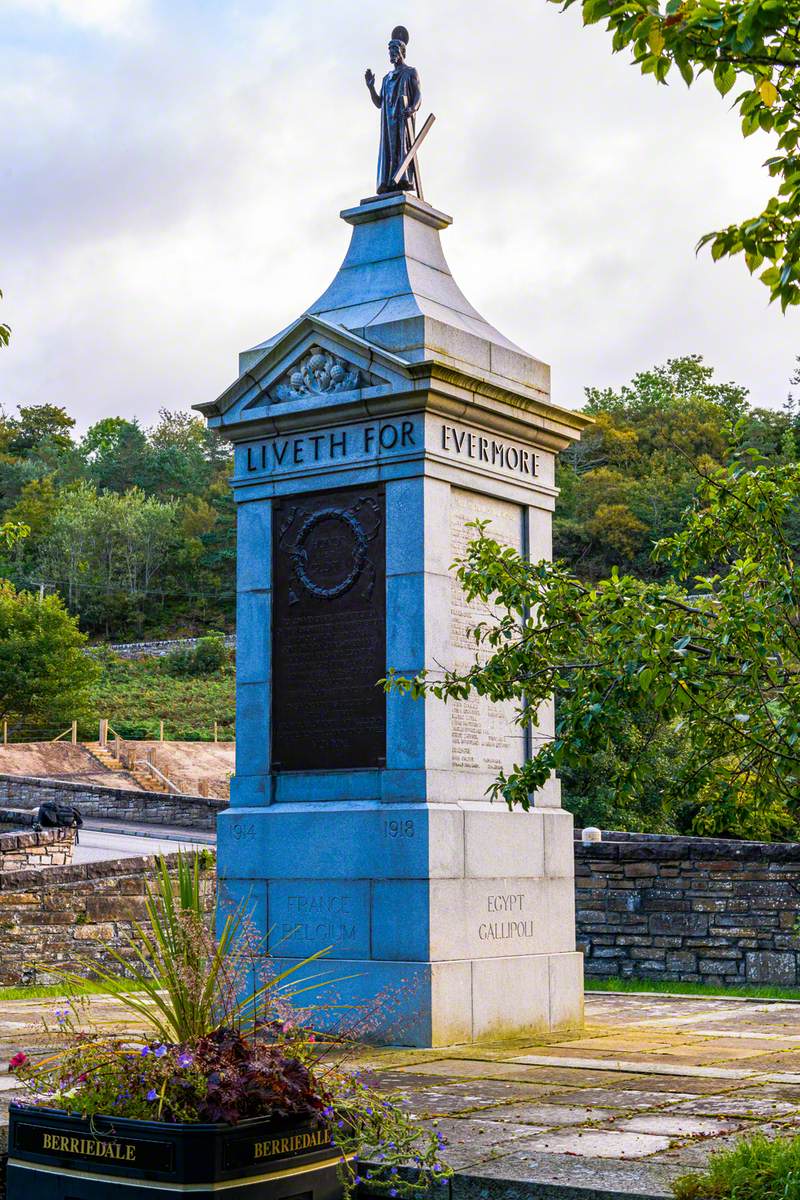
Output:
[38, 484, 180, 619]
[386, 452, 800, 837]
[553, 0, 800, 308]
[8, 404, 75, 454]
[0, 582, 98, 724]
[555, 356, 750, 579]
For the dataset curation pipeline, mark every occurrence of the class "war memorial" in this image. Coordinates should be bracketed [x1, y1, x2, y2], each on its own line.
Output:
[197, 26, 590, 1046]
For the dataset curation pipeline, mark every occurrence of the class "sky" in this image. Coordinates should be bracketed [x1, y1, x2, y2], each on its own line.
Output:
[0, 0, 797, 434]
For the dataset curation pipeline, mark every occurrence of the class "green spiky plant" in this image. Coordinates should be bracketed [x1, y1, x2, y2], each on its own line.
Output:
[52, 851, 335, 1042]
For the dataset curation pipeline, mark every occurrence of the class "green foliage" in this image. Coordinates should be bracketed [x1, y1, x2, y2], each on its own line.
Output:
[0, 402, 234, 639]
[11, 852, 451, 1196]
[559, 705, 692, 831]
[586, 977, 800, 999]
[161, 634, 228, 677]
[90, 649, 234, 740]
[52, 851, 329, 1042]
[386, 454, 800, 833]
[556, 356, 754, 580]
[0, 287, 9, 350]
[0, 581, 99, 724]
[552, 0, 800, 309]
[673, 1132, 800, 1199]
[687, 769, 795, 840]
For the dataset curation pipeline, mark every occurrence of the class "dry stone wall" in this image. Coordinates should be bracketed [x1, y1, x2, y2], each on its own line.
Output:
[89, 635, 235, 659]
[0, 827, 74, 871]
[0, 774, 224, 831]
[0, 852, 215, 985]
[576, 832, 800, 987]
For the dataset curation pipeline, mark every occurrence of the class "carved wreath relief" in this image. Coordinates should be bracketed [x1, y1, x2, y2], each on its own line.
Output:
[277, 496, 382, 605]
[269, 346, 379, 403]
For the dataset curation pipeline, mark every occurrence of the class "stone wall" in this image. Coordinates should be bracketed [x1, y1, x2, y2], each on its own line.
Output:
[89, 635, 236, 659]
[0, 774, 225, 831]
[0, 826, 74, 871]
[576, 832, 800, 987]
[0, 851, 215, 985]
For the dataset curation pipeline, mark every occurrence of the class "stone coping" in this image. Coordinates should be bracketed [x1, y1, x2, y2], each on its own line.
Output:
[0, 773, 224, 812]
[0, 808, 34, 828]
[576, 828, 800, 862]
[0, 826, 65, 853]
[0, 847, 195, 890]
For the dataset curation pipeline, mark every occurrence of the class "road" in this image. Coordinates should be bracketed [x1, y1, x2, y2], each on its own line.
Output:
[73, 820, 215, 864]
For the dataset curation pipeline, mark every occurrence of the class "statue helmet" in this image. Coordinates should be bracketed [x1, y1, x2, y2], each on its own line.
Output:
[390, 25, 409, 47]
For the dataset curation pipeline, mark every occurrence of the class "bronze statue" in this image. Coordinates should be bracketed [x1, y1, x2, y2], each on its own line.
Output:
[365, 26, 421, 195]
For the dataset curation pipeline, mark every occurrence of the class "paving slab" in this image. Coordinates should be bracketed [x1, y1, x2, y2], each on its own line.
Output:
[520, 1089, 698, 1111]
[611, 1115, 744, 1138]
[472, 1104, 619, 1128]
[6, 990, 800, 1199]
[503, 1130, 674, 1159]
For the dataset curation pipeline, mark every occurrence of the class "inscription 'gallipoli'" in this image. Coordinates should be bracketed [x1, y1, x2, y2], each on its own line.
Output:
[478, 893, 535, 942]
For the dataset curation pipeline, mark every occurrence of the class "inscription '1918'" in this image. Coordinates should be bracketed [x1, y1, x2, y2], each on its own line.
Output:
[479, 893, 535, 941]
[442, 425, 540, 478]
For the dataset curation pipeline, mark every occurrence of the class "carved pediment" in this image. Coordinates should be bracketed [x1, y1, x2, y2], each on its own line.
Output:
[268, 345, 385, 403]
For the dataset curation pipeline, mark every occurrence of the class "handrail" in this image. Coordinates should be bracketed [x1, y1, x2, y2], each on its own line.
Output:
[136, 758, 182, 795]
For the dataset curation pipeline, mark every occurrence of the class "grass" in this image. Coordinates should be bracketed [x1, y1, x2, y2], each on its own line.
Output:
[88, 651, 235, 741]
[0, 980, 143, 1002]
[586, 977, 800, 1001]
[674, 1131, 800, 1199]
[8, 977, 799, 1005]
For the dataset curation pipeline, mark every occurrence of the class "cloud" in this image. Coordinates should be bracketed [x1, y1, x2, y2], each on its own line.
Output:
[0, 0, 150, 36]
[0, 0, 795, 433]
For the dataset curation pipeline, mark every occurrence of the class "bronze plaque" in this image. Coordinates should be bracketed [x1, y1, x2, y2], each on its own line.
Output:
[272, 484, 386, 770]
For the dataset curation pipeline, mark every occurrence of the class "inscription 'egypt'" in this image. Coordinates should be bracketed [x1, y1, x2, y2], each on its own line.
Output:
[479, 893, 535, 942]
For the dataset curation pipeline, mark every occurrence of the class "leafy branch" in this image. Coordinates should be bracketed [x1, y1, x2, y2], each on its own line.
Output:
[552, 0, 800, 308]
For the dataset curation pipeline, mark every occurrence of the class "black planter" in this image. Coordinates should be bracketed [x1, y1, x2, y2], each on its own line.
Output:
[7, 1104, 344, 1199]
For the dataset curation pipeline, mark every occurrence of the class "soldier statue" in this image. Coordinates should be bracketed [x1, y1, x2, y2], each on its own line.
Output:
[365, 25, 421, 195]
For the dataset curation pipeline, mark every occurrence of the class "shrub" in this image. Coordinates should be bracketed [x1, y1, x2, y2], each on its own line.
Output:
[161, 634, 228, 677]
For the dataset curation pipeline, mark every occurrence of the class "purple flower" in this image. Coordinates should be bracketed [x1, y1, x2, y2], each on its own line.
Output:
[154, 1045, 167, 1059]
[140, 1047, 150, 1057]
[177, 1052, 193, 1068]
[146, 1089, 158, 1101]
[390, 1190, 398, 1198]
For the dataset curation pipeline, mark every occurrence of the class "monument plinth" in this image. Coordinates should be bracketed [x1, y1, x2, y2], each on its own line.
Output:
[196, 189, 590, 1045]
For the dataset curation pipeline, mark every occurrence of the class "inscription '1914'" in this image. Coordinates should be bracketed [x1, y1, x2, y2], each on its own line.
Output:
[479, 893, 535, 941]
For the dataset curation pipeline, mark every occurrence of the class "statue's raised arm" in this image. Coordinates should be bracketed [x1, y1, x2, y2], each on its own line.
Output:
[368, 25, 423, 196]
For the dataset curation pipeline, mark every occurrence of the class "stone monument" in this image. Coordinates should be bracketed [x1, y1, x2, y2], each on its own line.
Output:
[196, 29, 590, 1046]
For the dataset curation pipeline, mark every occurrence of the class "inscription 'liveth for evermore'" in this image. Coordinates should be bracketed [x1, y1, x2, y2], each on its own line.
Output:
[240, 419, 542, 483]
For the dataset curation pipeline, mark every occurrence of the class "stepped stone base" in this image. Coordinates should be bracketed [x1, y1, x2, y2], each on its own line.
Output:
[218, 802, 583, 1047]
